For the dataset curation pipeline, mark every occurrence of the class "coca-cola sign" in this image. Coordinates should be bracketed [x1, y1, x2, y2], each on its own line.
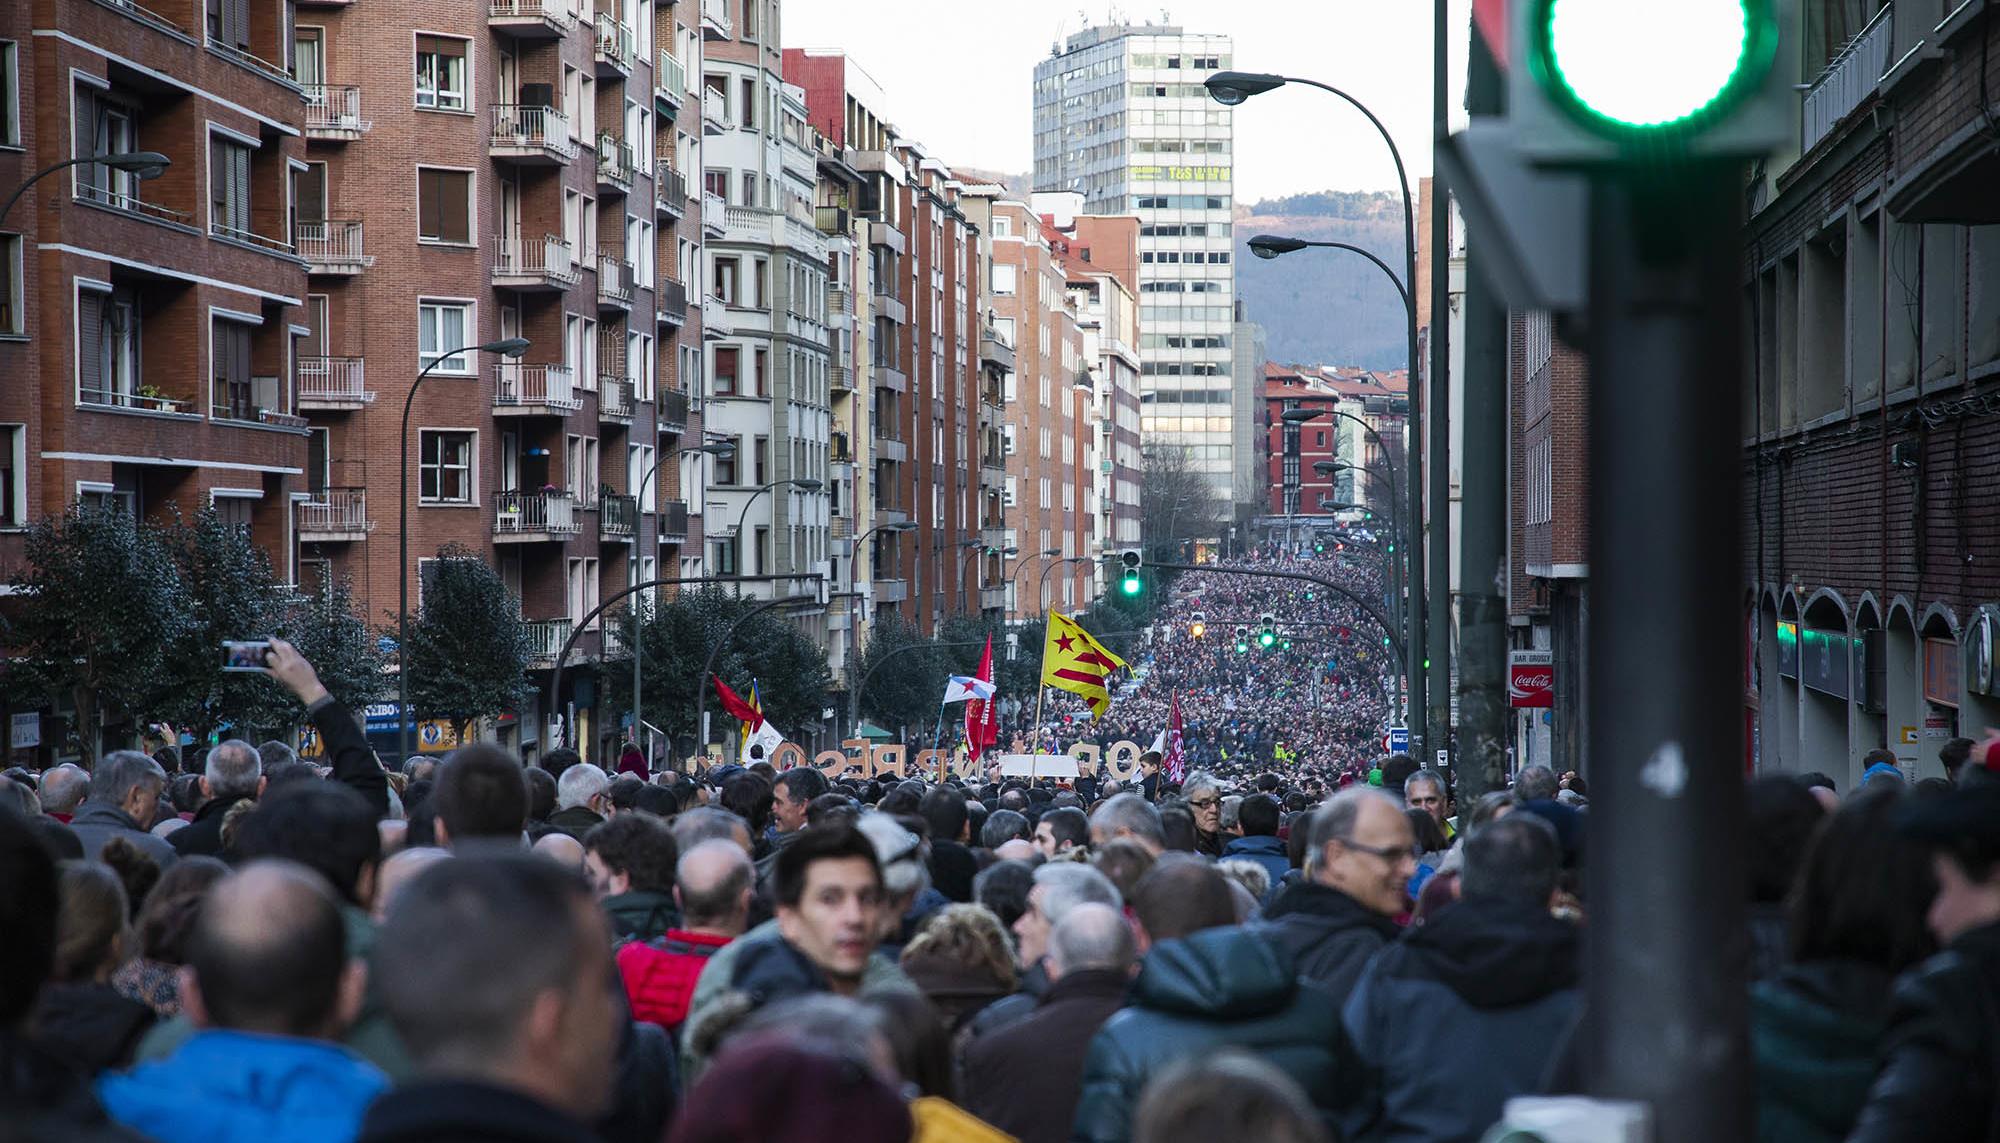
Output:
[1509, 650, 1555, 708]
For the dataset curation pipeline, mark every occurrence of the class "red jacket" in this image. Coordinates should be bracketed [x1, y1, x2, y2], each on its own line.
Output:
[616, 929, 734, 1030]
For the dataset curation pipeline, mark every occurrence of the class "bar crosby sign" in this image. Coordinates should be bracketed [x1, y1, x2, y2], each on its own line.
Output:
[1508, 650, 1555, 708]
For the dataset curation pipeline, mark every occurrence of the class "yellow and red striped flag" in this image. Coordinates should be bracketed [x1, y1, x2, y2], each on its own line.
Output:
[1040, 612, 1129, 719]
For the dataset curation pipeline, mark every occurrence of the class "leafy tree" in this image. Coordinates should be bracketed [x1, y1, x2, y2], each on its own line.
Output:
[6, 505, 194, 759]
[153, 508, 299, 741]
[610, 587, 832, 749]
[249, 576, 386, 729]
[402, 544, 531, 741]
[854, 611, 946, 736]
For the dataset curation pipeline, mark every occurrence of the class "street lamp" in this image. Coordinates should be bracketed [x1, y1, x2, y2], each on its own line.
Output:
[398, 335, 531, 765]
[627, 439, 737, 752]
[733, 478, 824, 588]
[0, 152, 171, 229]
[1212, 66, 1429, 746]
[1248, 235, 1411, 315]
[1012, 548, 1061, 618]
[1039, 556, 1091, 616]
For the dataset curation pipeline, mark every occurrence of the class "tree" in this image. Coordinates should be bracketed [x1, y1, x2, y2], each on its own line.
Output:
[6, 505, 193, 759]
[854, 611, 946, 736]
[401, 544, 531, 741]
[253, 576, 386, 728]
[152, 508, 299, 742]
[609, 587, 832, 749]
[1142, 444, 1228, 558]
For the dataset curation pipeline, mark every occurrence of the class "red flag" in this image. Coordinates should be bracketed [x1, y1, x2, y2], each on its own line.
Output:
[1164, 690, 1187, 784]
[963, 635, 998, 756]
[711, 675, 761, 727]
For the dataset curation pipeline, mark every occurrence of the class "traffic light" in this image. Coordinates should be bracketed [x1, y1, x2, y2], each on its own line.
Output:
[1513, 0, 1788, 164]
[1257, 613, 1277, 650]
[1233, 624, 1250, 654]
[1189, 610, 1207, 639]
[1118, 549, 1143, 596]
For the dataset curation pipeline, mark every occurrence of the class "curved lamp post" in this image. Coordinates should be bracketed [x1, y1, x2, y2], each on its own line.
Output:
[1012, 547, 1061, 618]
[0, 152, 170, 229]
[398, 335, 531, 764]
[627, 439, 737, 751]
[1038, 556, 1092, 615]
[732, 477, 824, 590]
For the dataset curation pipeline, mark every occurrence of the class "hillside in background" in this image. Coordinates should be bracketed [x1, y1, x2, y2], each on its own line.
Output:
[1235, 190, 1407, 371]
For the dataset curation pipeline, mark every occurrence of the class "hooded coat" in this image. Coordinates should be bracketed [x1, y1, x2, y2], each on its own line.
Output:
[97, 1030, 386, 1143]
[1337, 896, 1581, 1143]
[1255, 880, 1401, 1001]
[1072, 926, 1359, 1143]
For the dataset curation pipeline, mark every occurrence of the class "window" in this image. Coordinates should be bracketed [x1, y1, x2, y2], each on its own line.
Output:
[753, 436, 768, 485]
[73, 87, 137, 209]
[991, 263, 1017, 296]
[419, 430, 474, 502]
[991, 214, 1012, 238]
[0, 42, 18, 148]
[566, 434, 599, 496]
[712, 539, 736, 575]
[713, 436, 739, 484]
[712, 346, 738, 394]
[204, 0, 252, 49]
[418, 301, 472, 373]
[630, 443, 655, 507]
[77, 284, 142, 404]
[209, 317, 254, 420]
[417, 168, 471, 244]
[213, 493, 254, 531]
[415, 35, 468, 111]
[0, 235, 20, 336]
[567, 557, 599, 627]
[208, 135, 252, 237]
[0, 424, 22, 527]
[713, 256, 738, 303]
[739, 77, 757, 130]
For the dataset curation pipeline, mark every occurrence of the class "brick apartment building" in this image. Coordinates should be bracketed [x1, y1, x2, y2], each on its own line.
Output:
[1740, 0, 2000, 788]
[1260, 363, 1408, 530]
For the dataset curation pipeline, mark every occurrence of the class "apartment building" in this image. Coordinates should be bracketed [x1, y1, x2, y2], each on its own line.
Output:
[0, 2, 309, 595]
[292, 0, 711, 760]
[960, 188, 1089, 618]
[701, 6, 832, 656]
[1260, 363, 1408, 522]
[1033, 23, 1239, 509]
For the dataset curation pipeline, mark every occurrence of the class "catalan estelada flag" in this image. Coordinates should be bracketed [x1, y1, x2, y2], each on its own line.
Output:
[1040, 612, 1129, 719]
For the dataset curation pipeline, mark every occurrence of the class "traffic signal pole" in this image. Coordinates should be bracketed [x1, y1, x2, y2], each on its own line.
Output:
[1423, 0, 1454, 767]
[1579, 165, 1750, 1139]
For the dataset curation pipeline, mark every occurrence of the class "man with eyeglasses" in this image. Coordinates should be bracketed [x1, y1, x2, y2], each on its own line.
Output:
[1256, 788, 1416, 1001]
[1182, 772, 1226, 858]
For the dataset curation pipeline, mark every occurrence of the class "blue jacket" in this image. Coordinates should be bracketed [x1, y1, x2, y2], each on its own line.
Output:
[99, 1029, 386, 1143]
[1219, 834, 1292, 897]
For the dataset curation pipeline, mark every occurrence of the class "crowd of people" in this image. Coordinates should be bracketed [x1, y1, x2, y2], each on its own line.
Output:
[996, 541, 1400, 786]
[3, 633, 2000, 1143]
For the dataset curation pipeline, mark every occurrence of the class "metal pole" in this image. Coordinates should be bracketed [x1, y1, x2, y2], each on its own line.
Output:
[695, 594, 815, 755]
[1425, 0, 1453, 766]
[398, 353, 455, 767]
[1452, 17, 1507, 805]
[1579, 165, 1749, 1139]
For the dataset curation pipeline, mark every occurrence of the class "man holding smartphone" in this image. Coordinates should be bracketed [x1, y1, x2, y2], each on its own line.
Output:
[259, 640, 390, 820]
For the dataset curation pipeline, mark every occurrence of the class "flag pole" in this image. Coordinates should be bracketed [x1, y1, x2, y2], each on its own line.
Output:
[1030, 685, 1045, 781]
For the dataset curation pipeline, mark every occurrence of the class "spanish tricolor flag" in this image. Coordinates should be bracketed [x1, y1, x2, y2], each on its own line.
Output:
[1040, 612, 1129, 719]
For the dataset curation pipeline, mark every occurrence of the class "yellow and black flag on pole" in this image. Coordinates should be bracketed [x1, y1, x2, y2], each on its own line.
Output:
[1040, 612, 1130, 719]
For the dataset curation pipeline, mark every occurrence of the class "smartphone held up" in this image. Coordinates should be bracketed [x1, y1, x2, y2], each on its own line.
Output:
[222, 640, 275, 672]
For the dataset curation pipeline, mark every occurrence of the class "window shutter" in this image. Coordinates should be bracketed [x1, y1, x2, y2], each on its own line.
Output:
[77, 291, 105, 394]
[231, 146, 250, 232]
[229, 0, 250, 48]
[417, 169, 441, 238]
[299, 163, 325, 221]
[72, 87, 98, 194]
[209, 136, 227, 227]
[437, 36, 465, 58]
[444, 173, 469, 243]
[205, 0, 222, 39]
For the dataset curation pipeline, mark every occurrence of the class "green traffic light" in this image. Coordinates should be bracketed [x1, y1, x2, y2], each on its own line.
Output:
[1235, 641, 1249, 654]
[1120, 571, 1141, 596]
[1257, 631, 1276, 649]
[1535, 0, 1773, 137]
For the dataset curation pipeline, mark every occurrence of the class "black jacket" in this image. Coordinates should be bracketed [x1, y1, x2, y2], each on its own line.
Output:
[168, 796, 239, 859]
[1338, 896, 1582, 1143]
[928, 839, 979, 904]
[27, 983, 155, 1076]
[1073, 926, 1360, 1143]
[1750, 959, 1897, 1143]
[310, 697, 390, 819]
[1256, 880, 1401, 1001]
[0, 1030, 149, 1142]
[962, 968, 1128, 1143]
[1847, 920, 2000, 1143]
[358, 1081, 601, 1143]
[547, 806, 606, 843]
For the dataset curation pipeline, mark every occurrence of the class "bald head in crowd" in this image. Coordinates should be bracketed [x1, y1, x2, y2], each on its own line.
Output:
[674, 839, 755, 935]
[1047, 901, 1137, 981]
[39, 765, 89, 816]
[532, 833, 586, 872]
[181, 861, 359, 1040]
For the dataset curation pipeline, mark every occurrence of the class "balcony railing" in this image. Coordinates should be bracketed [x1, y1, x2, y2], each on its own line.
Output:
[701, 190, 726, 237]
[525, 618, 575, 665]
[659, 387, 689, 431]
[1802, 6, 1893, 154]
[599, 378, 635, 421]
[657, 277, 688, 325]
[298, 219, 371, 274]
[599, 492, 638, 537]
[655, 167, 687, 216]
[492, 363, 582, 412]
[701, 295, 732, 338]
[830, 363, 853, 392]
[594, 13, 637, 72]
[493, 233, 581, 288]
[302, 85, 370, 138]
[211, 375, 299, 426]
[656, 51, 686, 105]
[814, 205, 850, 235]
[488, 0, 572, 35]
[80, 387, 194, 414]
[494, 490, 582, 538]
[700, 86, 727, 134]
[699, 0, 731, 39]
[659, 499, 688, 542]
[298, 356, 372, 407]
[597, 251, 634, 306]
[298, 488, 373, 539]
[489, 104, 575, 161]
[596, 133, 635, 191]
[75, 183, 194, 227]
[210, 220, 296, 256]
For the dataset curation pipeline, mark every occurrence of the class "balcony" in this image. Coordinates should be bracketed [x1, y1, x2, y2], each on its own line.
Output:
[594, 14, 637, 76]
[830, 363, 853, 393]
[867, 220, 906, 254]
[493, 234, 581, 290]
[494, 490, 582, 541]
[701, 295, 732, 338]
[700, 87, 728, 135]
[655, 51, 686, 111]
[596, 251, 634, 309]
[655, 167, 687, 219]
[489, 104, 575, 164]
[297, 488, 373, 542]
[80, 387, 195, 415]
[814, 205, 850, 235]
[75, 183, 194, 228]
[874, 436, 907, 463]
[599, 377, 635, 424]
[1802, 6, 1893, 155]
[701, 191, 726, 238]
[871, 577, 908, 605]
[699, 0, 731, 39]
[298, 219, 372, 275]
[981, 586, 1008, 612]
[658, 499, 689, 543]
[210, 220, 295, 258]
[656, 277, 688, 326]
[525, 618, 575, 667]
[212, 375, 305, 428]
[599, 492, 638, 539]
[302, 86, 370, 140]
[489, 0, 570, 37]
[872, 288, 907, 325]
[595, 133, 635, 194]
[492, 363, 582, 414]
[657, 387, 689, 433]
[980, 333, 1015, 372]
[298, 357, 373, 410]
[873, 360, 908, 393]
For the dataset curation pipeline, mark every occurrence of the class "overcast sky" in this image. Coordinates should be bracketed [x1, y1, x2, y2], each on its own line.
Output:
[783, 0, 1471, 205]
